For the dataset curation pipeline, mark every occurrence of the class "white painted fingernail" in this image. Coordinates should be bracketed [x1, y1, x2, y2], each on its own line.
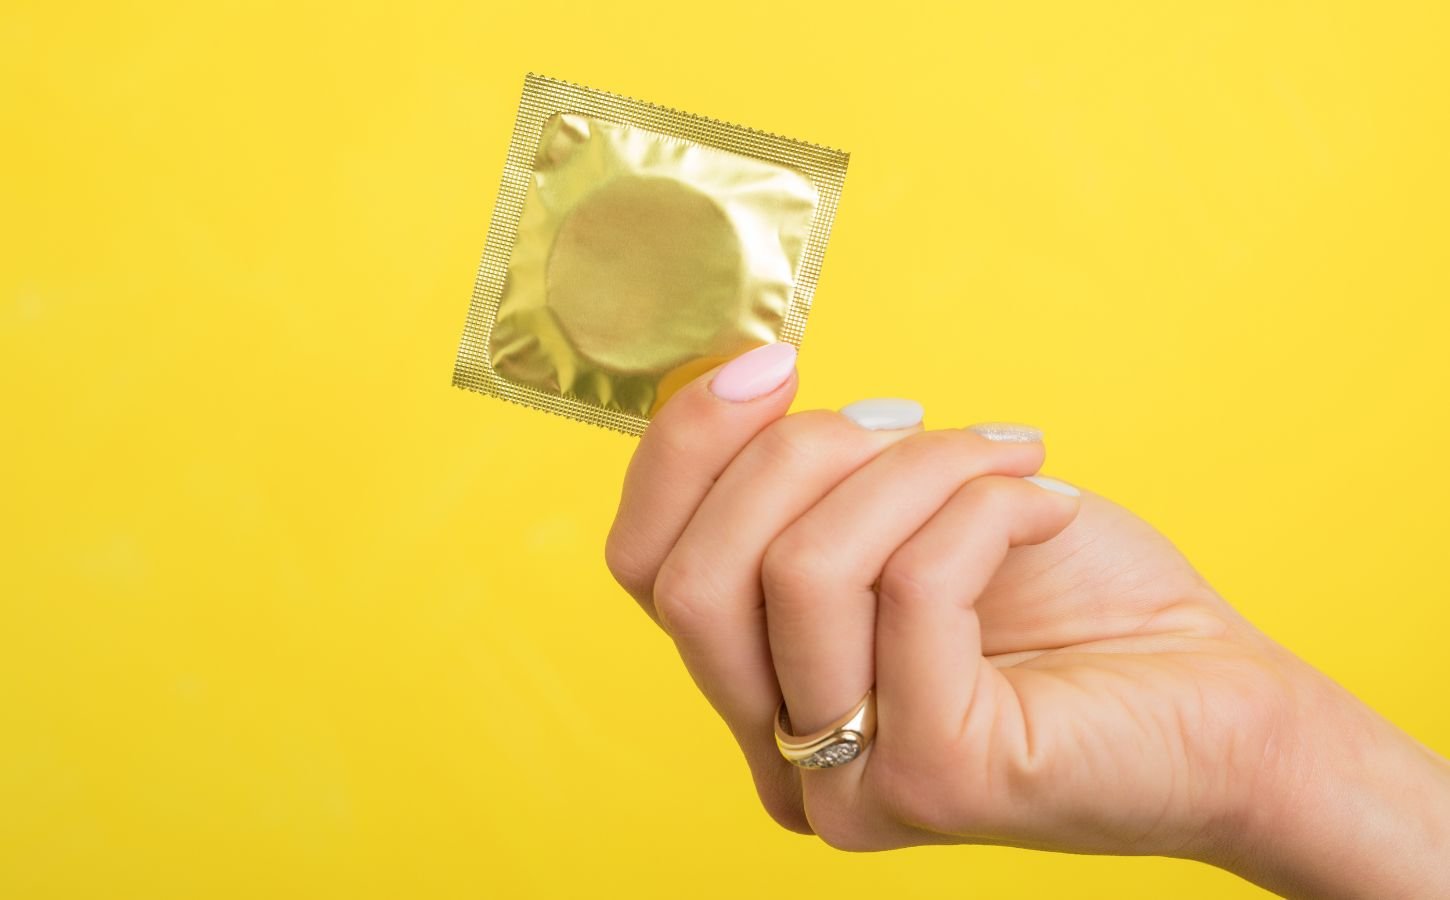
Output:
[967, 422, 1043, 443]
[1026, 475, 1080, 497]
[839, 398, 924, 431]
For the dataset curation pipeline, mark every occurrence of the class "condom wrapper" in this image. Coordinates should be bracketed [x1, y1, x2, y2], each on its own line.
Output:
[452, 74, 849, 435]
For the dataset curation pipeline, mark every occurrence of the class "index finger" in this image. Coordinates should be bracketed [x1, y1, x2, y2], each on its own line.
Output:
[605, 342, 799, 618]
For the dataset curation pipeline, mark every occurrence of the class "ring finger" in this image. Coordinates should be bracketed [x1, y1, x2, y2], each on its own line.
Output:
[760, 428, 1045, 805]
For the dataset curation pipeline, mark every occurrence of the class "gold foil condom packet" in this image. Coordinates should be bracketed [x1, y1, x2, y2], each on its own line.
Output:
[453, 73, 849, 435]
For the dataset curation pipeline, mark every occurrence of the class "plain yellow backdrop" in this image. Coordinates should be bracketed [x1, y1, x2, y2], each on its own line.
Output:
[3, 1, 1448, 897]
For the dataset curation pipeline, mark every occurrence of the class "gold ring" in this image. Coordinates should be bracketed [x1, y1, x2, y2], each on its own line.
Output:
[774, 688, 876, 769]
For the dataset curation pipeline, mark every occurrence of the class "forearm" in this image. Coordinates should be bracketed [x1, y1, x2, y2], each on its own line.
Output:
[1220, 667, 1450, 898]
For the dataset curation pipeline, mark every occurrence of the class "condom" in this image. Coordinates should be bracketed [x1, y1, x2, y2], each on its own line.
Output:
[453, 74, 849, 435]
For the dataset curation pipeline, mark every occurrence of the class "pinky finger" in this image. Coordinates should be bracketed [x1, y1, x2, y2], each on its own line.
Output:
[873, 475, 1080, 756]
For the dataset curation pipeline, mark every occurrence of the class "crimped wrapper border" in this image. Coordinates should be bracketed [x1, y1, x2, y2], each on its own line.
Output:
[452, 72, 850, 436]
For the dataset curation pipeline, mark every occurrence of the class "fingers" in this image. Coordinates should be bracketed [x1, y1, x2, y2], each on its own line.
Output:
[651, 400, 924, 828]
[974, 490, 1217, 657]
[762, 431, 1046, 746]
[873, 475, 1081, 759]
[605, 342, 799, 622]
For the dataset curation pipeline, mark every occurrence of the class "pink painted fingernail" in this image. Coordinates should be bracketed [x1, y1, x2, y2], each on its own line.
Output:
[709, 343, 797, 402]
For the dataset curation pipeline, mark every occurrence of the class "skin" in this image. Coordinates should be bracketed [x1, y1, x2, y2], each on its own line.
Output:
[603, 360, 1450, 898]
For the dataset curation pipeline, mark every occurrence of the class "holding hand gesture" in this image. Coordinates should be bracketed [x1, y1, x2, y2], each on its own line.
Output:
[605, 344, 1450, 899]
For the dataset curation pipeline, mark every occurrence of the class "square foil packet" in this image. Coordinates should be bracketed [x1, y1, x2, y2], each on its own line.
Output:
[452, 74, 849, 435]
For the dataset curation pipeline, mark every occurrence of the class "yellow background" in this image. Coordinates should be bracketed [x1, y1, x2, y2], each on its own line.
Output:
[4, 2, 1448, 897]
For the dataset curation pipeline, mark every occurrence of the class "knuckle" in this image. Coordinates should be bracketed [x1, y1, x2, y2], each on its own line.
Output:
[886, 428, 969, 465]
[760, 528, 834, 605]
[649, 555, 715, 639]
[960, 474, 1025, 512]
[603, 527, 651, 597]
[749, 409, 843, 472]
[876, 554, 943, 615]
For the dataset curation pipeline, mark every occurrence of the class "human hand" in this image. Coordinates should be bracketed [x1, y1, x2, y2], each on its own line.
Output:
[604, 344, 1450, 899]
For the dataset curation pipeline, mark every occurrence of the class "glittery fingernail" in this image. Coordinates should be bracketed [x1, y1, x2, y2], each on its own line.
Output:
[967, 422, 1043, 443]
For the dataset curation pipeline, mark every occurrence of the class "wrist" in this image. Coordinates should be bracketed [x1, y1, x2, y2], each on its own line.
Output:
[1216, 657, 1450, 898]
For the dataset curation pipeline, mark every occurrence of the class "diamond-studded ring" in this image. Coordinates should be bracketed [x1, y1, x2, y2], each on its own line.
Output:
[774, 688, 876, 769]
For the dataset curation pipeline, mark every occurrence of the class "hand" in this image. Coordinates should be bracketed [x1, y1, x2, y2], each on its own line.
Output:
[604, 345, 1450, 899]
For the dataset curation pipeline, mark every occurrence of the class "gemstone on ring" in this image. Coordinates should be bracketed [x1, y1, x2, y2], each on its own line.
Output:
[799, 738, 862, 769]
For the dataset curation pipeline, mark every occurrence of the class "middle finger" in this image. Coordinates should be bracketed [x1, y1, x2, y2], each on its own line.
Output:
[763, 429, 1045, 737]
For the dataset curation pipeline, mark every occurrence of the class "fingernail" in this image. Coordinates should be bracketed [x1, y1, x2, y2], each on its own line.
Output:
[839, 398, 924, 431]
[967, 422, 1043, 443]
[709, 343, 797, 402]
[1025, 475, 1080, 497]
